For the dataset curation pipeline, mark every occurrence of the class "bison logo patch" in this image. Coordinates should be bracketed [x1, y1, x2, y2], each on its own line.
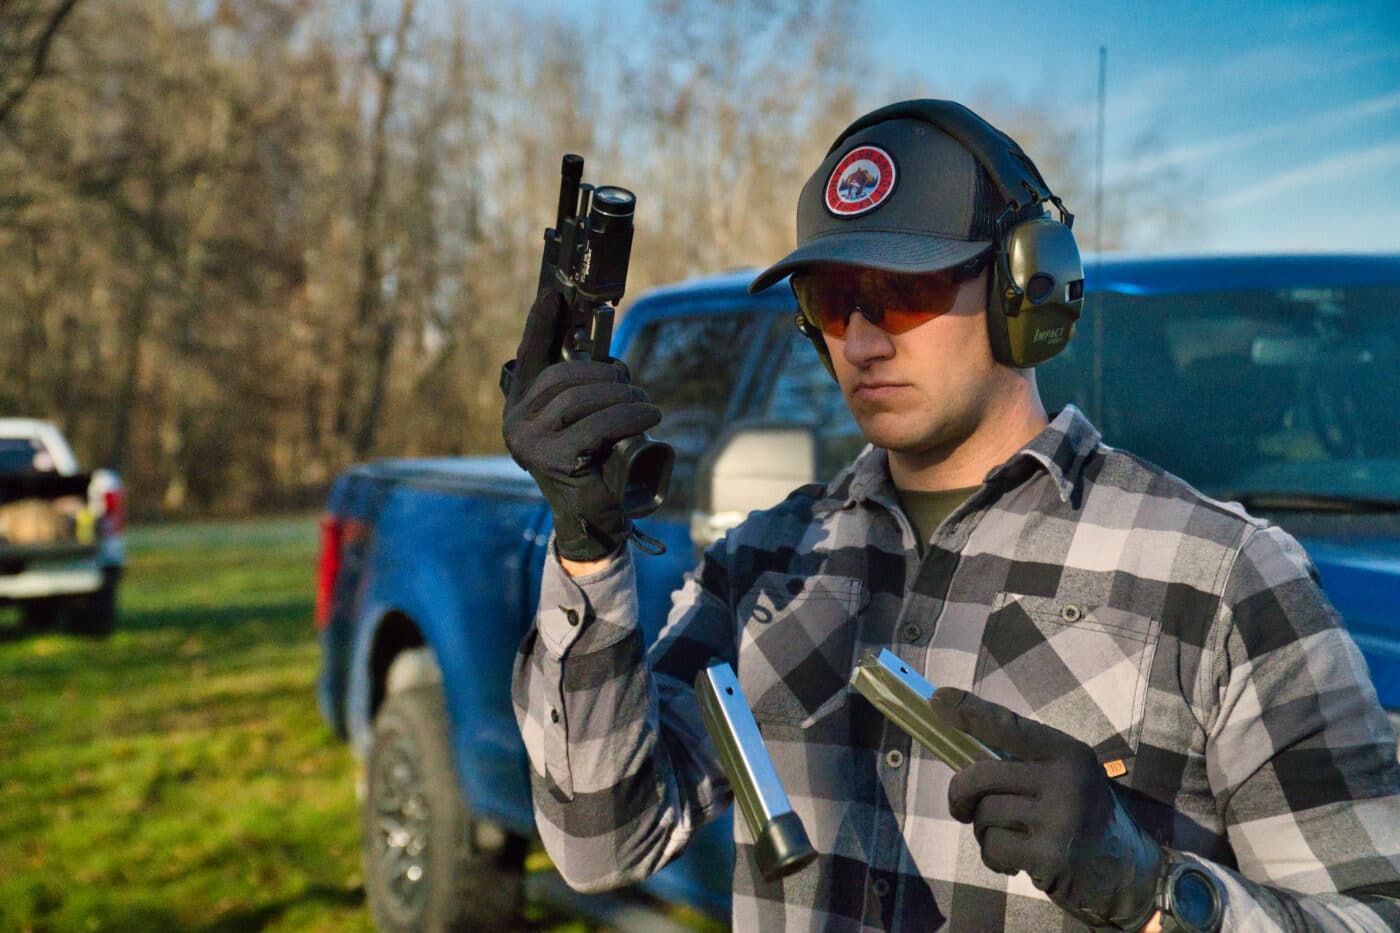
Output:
[826, 145, 896, 217]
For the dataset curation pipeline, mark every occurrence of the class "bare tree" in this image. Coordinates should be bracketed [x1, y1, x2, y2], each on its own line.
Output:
[0, 0, 81, 126]
[0, 0, 1204, 518]
[331, 0, 417, 461]
[624, 0, 863, 290]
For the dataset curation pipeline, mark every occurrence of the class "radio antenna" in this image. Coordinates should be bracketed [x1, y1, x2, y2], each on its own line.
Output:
[1095, 45, 1107, 261]
[1092, 45, 1107, 423]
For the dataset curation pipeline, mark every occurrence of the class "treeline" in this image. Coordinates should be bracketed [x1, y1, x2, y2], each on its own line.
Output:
[0, 0, 1186, 517]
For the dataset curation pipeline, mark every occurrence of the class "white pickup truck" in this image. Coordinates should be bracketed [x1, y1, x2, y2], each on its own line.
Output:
[0, 418, 125, 635]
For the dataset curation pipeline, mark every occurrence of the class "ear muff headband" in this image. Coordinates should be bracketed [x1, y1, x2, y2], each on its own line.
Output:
[798, 99, 1085, 372]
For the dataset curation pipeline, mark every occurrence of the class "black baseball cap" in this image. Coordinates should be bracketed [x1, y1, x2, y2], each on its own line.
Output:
[748, 108, 1001, 294]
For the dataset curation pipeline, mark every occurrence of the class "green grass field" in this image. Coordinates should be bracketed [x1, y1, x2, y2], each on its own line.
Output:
[0, 516, 714, 933]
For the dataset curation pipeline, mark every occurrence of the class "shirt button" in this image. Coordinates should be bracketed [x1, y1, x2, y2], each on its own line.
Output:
[565, 608, 580, 626]
[550, 708, 560, 724]
[873, 878, 891, 898]
[885, 749, 904, 769]
[902, 623, 921, 642]
[1060, 604, 1083, 623]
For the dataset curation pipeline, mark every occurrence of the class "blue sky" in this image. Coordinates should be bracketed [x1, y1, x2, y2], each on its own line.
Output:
[521, 0, 1398, 255]
[861, 0, 1400, 254]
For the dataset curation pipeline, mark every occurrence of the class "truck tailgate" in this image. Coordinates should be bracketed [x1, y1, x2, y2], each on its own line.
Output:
[0, 536, 103, 598]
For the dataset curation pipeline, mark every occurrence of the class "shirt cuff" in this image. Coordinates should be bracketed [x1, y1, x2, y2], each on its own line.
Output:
[536, 532, 638, 658]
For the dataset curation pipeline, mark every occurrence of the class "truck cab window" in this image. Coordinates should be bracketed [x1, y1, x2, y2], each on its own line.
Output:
[625, 311, 762, 513]
[0, 438, 46, 475]
[762, 328, 865, 480]
[1093, 285, 1400, 498]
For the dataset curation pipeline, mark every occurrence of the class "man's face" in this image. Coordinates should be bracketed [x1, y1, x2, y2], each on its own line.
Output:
[815, 265, 1013, 457]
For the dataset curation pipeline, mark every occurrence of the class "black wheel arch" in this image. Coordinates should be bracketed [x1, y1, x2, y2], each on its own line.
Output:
[369, 610, 427, 716]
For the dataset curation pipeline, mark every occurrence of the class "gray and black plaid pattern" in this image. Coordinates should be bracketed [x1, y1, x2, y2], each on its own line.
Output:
[512, 406, 1400, 930]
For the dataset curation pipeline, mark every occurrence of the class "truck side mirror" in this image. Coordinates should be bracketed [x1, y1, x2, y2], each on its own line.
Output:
[691, 421, 817, 550]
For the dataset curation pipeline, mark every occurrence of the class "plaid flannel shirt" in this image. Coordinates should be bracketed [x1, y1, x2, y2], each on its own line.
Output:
[513, 405, 1400, 931]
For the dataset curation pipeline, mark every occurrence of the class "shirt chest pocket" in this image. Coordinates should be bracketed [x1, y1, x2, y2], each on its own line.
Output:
[735, 572, 865, 731]
[973, 592, 1162, 765]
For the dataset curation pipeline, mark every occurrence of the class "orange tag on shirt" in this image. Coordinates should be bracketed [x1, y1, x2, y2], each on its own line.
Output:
[1104, 759, 1127, 779]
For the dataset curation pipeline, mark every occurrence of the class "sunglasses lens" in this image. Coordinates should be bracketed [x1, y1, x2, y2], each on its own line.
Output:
[792, 275, 849, 337]
[792, 268, 962, 338]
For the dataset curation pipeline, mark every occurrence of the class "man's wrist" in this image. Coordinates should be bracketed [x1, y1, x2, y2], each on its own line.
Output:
[1136, 910, 1163, 933]
[556, 535, 626, 577]
[559, 552, 615, 577]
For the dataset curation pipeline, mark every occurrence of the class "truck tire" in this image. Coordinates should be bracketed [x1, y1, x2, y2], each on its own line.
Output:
[363, 679, 526, 932]
[20, 597, 62, 631]
[65, 568, 119, 637]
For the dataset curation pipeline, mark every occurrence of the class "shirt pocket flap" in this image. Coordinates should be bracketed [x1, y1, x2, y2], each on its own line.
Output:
[976, 592, 1162, 764]
[737, 572, 864, 728]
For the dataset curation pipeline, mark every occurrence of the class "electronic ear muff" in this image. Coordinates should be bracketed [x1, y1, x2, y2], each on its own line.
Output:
[987, 207, 1085, 368]
[795, 99, 1085, 374]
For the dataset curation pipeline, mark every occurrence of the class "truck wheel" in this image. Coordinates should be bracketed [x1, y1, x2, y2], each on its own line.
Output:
[65, 568, 119, 637]
[363, 681, 526, 932]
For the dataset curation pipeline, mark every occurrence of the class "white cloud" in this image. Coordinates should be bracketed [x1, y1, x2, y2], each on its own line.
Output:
[1106, 89, 1400, 184]
[1334, 88, 1400, 121]
[1086, 34, 1395, 135]
[1215, 141, 1400, 209]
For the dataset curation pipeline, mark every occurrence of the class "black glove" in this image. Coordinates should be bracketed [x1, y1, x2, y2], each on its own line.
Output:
[934, 687, 1165, 931]
[502, 289, 661, 562]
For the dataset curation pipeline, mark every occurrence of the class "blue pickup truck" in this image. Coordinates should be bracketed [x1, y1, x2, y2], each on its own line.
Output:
[316, 254, 1400, 931]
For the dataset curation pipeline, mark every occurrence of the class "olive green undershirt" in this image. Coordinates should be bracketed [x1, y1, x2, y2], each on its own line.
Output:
[894, 485, 981, 555]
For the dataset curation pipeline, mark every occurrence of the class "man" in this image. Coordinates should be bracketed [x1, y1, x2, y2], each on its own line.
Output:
[502, 99, 1400, 930]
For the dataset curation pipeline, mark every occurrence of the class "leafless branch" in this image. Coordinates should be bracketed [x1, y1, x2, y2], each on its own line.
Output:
[0, 0, 82, 126]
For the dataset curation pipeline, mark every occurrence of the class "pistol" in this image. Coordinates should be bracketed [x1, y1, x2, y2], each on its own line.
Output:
[503, 154, 674, 520]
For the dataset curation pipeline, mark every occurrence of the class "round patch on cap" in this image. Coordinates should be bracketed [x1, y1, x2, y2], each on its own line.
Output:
[825, 145, 896, 217]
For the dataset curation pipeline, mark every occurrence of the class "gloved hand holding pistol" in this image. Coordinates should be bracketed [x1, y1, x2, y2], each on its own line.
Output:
[502, 288, 662, 563]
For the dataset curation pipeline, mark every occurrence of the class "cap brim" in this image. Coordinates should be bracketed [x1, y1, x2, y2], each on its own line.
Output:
[747, 231, 992, 294]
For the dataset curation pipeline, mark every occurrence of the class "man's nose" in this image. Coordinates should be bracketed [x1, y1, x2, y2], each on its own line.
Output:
[842, 306, 895, 365]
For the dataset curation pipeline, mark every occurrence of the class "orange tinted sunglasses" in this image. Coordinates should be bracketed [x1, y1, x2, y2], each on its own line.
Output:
[790, 266, 965, 338]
